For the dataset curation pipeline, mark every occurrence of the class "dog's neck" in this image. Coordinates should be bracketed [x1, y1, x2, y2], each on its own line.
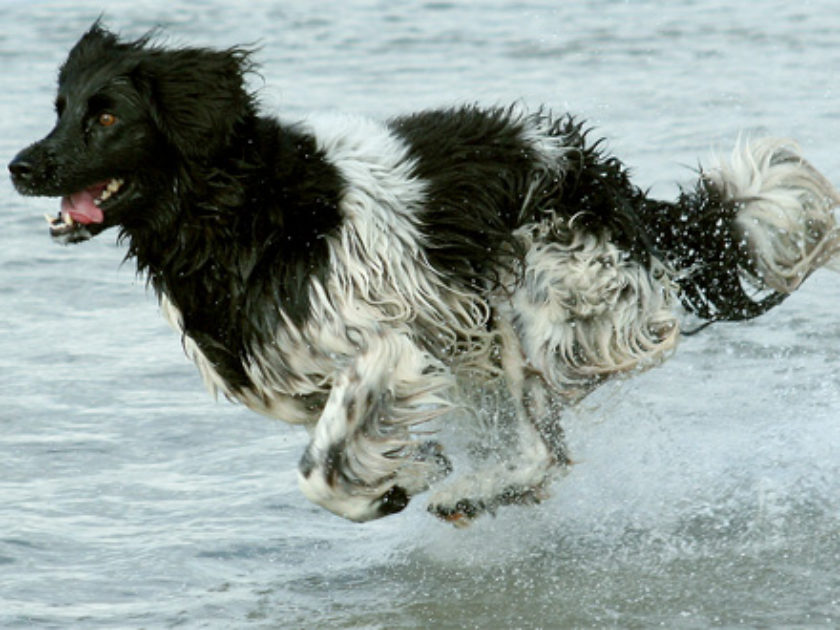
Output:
[122, 115, 345, 390]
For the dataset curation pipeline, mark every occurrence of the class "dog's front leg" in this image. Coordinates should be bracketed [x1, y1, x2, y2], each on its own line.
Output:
[296, 333, 454, 522]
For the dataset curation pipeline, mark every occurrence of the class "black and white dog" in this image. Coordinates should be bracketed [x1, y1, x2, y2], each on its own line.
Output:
[9, 23, 840, 524]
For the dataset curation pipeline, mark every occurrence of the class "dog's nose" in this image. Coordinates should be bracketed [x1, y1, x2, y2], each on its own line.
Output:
[8, 155, 34, 181]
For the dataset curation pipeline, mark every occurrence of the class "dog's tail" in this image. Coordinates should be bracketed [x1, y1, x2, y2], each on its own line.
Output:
[644, 138, 840, 323]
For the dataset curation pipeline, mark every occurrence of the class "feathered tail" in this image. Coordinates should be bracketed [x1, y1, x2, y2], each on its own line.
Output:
[645, 138, 840, 322]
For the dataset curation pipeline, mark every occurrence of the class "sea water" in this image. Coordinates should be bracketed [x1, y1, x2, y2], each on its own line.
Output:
[1, 1, 838, 628]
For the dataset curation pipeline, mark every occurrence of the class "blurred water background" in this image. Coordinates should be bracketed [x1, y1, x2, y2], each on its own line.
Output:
[1, 1, 839, 628]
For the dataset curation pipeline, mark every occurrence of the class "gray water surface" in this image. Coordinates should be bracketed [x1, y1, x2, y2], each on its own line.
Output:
[2, 1, 839, 628]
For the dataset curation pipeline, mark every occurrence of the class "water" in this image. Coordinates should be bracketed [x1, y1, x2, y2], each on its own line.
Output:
[2, 1, 839, 627]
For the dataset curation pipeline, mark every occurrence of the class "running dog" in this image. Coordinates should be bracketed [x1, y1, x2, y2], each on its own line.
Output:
[9, 23, 840, 523]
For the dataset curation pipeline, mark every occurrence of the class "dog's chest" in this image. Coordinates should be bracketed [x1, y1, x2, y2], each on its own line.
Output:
[158, 292, 337, 420]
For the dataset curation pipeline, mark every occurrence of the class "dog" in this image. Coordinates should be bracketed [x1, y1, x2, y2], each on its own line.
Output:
[9, 22, 840, 524]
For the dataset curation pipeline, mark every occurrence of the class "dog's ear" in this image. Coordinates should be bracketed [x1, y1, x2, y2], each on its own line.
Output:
[135, 46, 255, 159]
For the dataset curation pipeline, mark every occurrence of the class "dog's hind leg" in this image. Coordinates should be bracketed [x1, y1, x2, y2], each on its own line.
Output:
[426, 318, 571, 526]
[428, 223, 681, 525]
[425, 415, 561, 526]
[296, 332, 455, 522]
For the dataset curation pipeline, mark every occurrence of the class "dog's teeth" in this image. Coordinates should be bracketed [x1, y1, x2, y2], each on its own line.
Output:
[63, 212, 74, 226]
[44, 213, 56, 225]
[96, 178, 123, 205]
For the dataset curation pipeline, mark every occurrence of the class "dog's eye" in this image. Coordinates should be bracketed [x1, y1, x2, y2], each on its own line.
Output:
[98, 113, 117, 127]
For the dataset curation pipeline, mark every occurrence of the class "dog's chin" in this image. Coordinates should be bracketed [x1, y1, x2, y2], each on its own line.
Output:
[45, 177, 130, 244]
[47, 218, 99, 244]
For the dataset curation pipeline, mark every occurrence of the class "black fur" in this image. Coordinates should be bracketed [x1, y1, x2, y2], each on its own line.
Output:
[639, 182, 788, 322]
[10, 23, 343, 394]
[390, 108, 655, 289]
[130, 118, 343, 392]
[390, 106, 543, 288]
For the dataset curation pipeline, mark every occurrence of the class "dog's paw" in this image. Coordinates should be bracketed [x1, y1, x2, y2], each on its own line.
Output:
[427, 483, 551, 527]
[427, 497, 487, 527]
[373, 484, 411, 516]
[366, 441, 453, 519]
[427, 458, 558, 526]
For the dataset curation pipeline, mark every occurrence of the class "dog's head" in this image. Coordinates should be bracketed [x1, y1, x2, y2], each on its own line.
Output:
[8, 22, 255, 243]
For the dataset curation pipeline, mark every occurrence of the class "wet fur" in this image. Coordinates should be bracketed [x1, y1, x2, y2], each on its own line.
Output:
[10, 23, 840, 523]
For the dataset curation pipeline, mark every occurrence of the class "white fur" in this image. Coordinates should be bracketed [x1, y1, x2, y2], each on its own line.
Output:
[499, 218, 679, 403]
[301, 114, 492, 359]
[707, 138, 840, 293]
[518, 107, 573, 170]
[298, 331, 455, 521]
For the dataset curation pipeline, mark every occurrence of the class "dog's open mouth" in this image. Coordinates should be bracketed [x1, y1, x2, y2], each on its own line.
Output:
[45, 178, 125, 241]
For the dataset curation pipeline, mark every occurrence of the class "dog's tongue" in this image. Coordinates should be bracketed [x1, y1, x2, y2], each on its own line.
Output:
[61, 187, 105, 225]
